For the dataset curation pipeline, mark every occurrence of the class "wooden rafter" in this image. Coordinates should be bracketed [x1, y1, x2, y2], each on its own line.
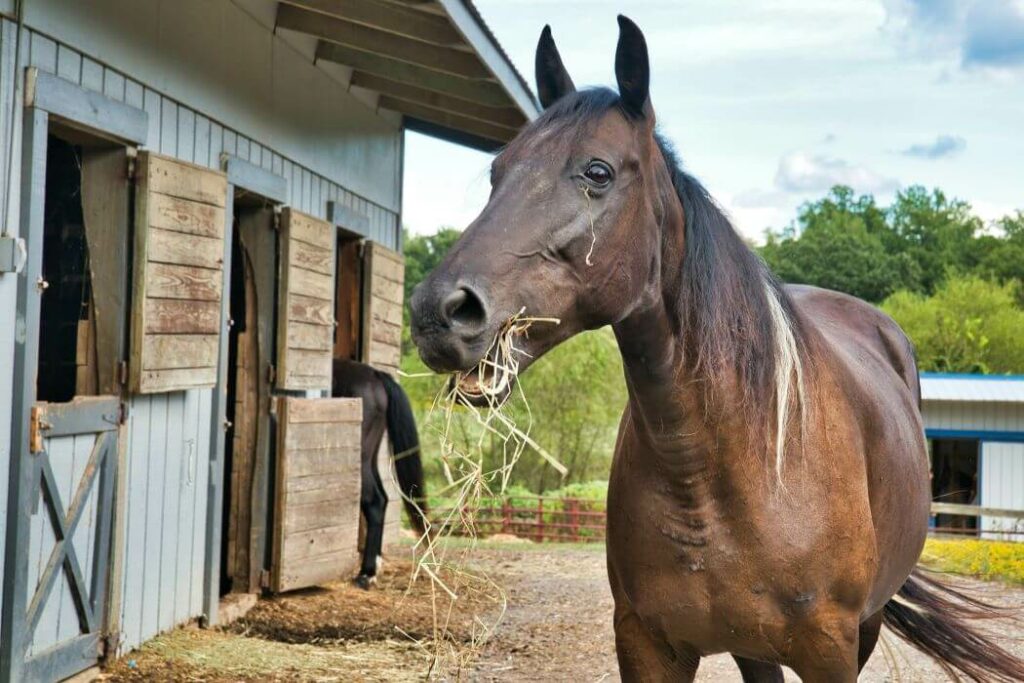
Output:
[315, 41, 510, 107]
[277, 3, 489, 79]
[350, 71, 525, 128]
[280, 0, 462, 45]
[378, 95, 517, 143]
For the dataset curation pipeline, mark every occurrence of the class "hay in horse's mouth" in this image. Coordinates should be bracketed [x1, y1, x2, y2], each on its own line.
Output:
[400, 308, 566, 675]
[451, 309, 557, 404]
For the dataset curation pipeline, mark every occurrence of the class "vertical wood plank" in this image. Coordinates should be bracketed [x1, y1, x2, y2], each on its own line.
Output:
[140, 396, 167, 639]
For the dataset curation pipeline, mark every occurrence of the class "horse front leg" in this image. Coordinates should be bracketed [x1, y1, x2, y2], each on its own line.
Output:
[614, 605, 700, 683]
[787, 616, 861, 683]
[732, 655, 784, 682]
[610, 565, 698, 682]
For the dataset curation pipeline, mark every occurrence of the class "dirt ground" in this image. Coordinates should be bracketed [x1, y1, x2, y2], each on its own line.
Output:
[106, 541, 1024, 682]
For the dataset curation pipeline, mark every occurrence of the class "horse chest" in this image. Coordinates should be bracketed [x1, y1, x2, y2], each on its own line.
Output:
[606, 461, 823, 654]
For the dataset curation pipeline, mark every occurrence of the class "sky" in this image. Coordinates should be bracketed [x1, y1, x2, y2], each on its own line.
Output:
[401, 0, 1024, 242]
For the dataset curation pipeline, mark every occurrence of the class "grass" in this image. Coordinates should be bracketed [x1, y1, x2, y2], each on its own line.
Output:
[921, 537, 1024, 585]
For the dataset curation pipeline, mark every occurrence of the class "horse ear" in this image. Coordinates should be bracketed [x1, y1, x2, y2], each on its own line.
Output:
[535, 25, 576, 109]
[614, 15, 651, 118]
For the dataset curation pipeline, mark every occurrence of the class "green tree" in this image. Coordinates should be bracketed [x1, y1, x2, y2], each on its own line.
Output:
[887, 186, 982, 293]
[882, 275, 1024, 374]
[975, 211, 1024, 291]
[401, 227, 462, 352]
[761, 187, 915, 302]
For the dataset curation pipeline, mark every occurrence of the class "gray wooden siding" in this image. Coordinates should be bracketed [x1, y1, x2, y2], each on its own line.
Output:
[23, 0, 403, 217]
[0, 18, 400, 248]
[980, 442, 1024, 540]
[1, 7, 403, 653]
[118, 390, 211, 649]
[922, 400, 1024, 434]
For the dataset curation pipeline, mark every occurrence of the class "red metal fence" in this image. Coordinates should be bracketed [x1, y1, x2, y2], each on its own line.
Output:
[431, 495, 607, 543]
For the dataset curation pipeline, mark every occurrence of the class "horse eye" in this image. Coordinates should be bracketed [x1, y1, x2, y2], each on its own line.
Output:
[583, 161, 612, 186]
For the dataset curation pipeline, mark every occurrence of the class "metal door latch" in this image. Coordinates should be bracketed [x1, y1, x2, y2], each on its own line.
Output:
[0, 236, 26, 274]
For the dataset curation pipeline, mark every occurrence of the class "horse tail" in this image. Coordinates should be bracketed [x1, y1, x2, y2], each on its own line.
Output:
[882, 568, 1024, 682]
[377, 370, 429, 535]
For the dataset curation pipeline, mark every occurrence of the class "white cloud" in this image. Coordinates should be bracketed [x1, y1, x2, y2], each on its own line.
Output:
[773, 152, 900, 195]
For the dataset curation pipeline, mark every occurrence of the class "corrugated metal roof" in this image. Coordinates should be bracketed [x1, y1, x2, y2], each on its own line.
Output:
[921, 373, 1024, 403]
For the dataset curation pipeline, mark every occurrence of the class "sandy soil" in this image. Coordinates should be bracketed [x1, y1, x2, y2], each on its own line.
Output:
[470, 544, 1024, 682]
[106, 542, 1024, 682]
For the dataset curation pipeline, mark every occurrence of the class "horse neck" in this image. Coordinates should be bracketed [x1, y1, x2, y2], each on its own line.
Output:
[610, 169, 760, 483]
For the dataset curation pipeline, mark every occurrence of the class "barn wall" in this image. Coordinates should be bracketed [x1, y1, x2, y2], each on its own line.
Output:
[922, 400, 1024, 434]
[0, 13, 22, 641]
[0, 2, 404, 654]
[980, 442, 1024, 540]
[20, 0, 403, 216]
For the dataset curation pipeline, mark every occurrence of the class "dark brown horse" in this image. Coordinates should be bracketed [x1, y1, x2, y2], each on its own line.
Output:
[409, 17, 1023, 682]
[332, 359, 428, 588]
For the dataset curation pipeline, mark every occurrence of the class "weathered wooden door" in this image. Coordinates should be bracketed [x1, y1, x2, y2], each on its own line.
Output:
[271, 397, 362, 592]
[360, 241, 404, 376]
[17, 398, 120, 681]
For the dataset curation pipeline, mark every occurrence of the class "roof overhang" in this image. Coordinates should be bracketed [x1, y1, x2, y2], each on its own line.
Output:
[921, 373, 1024, 403]
[275, 0, 539, 152]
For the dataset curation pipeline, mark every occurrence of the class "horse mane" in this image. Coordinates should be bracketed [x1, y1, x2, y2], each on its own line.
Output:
[527, 88, 809, 473]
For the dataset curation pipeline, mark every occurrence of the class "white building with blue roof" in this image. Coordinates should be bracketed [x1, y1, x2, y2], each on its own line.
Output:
[921, 373, 1024, 540]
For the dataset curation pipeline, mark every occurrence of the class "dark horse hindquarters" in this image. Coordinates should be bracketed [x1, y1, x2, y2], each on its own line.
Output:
[409, 15, 1024, 683]
[331, 359, 427, 587]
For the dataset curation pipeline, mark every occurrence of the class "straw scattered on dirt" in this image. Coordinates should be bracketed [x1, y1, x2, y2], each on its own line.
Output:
[232, 557, 503, 646]
[107, 543, 1024, 682]
[105, 628, 427, 682]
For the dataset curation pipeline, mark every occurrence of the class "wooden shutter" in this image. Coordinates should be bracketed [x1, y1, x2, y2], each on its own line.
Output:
[361, 241, 404, 375]
[276, 209, 336, 390]
[271, 397, 362, 592]
[129, 152, 227, 394]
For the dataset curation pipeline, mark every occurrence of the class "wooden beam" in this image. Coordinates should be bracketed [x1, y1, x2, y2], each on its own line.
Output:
[378, 95, 517, 143]
[315, 41, 510, 107]
[277, 3, 489, 79]
[350, 72, 525, 128]
[281, 0, 462, 45]
[931, 502, 1024, 519]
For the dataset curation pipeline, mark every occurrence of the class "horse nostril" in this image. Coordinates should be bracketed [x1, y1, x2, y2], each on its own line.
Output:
[442, 287, 487, 331]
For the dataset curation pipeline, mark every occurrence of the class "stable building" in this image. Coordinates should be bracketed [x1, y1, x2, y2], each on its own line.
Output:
[921, 373, 1024, 539]
[0, 1, 537, 681]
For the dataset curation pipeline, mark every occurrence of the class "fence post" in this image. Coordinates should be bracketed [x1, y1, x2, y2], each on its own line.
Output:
[502, 496, 511, 534]
[569, 499, 579, 542]
[536, 497, 544, 543]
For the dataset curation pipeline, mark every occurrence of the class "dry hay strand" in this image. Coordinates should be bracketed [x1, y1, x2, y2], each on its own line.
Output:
[398, 309, 566, 678]
[105, 628, 427, 682]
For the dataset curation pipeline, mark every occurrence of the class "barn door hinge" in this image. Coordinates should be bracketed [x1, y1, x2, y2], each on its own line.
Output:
[126, 154, 137, 181]
[29, 405, 49, 454]
[118, 401, 129, 425]
[267, 364, 276, 385]
[117, 360, 129, 386]
[272, 211, 282, 231]
[259, 569, 271, 590]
